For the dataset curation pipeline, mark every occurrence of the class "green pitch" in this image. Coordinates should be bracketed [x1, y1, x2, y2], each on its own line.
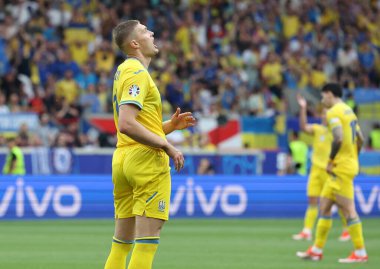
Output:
[0, 219, 378, 269]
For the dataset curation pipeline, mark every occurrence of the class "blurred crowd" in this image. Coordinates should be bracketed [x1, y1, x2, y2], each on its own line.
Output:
[0, 0, 380, 148]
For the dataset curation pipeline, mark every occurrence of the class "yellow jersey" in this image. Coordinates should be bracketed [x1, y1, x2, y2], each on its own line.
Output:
[311, 124, 331, 169]
[326, 102, 360, 175]
[112, 58, 165, 148]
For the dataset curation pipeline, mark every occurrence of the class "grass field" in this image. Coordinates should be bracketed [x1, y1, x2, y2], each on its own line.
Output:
[0, 218, 378, 269]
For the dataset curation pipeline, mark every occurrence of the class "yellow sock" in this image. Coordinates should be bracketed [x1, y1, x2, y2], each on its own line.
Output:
[348, 218, 365, 250]
[304, 205, 318, 230]
[104, 237, 134, 269]
[338, 208, 347, 228]
[314, 216, 332, 248]
[128, 237, 159, 269]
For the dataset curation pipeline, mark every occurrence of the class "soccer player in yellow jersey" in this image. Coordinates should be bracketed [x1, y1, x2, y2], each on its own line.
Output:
[292, 95, 349, 242]
[297, 83, 368, 263]
[104, 20, 196, 269]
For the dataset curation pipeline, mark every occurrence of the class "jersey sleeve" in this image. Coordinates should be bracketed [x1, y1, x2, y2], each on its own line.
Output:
[311, 124, 319, 133]
[119, 70, 149, 110]
[326, 108, 342, 130]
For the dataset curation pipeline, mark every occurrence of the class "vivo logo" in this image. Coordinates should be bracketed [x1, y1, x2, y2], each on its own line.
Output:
[355, 185, 380, 214]
[170, 178, 247, 216]
[0, 178, 82, 217]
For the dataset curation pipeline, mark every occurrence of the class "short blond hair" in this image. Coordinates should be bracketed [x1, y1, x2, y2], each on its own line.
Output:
[112, 20, 139, 53]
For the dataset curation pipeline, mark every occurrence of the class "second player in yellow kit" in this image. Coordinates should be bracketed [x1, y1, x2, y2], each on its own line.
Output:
[321, 102, 360, 201]
[293, 95, 348, 242]
[297, 83, 367, 263]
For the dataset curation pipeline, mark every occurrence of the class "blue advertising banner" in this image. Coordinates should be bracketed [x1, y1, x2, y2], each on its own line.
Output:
[0, 150, 379, 175]
[0, 175, 379, 219]
[0, 113, 39, 132]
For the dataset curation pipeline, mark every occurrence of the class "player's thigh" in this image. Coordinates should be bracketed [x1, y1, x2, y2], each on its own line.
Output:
[112, 149, 133, 219]
[124, 147, 171, 221]
[135, 215, 165, 238]
[319, 196, 335, 216]
[335, 174, 357, 219]
[114, 217, 136, 241]
[307, 166, 327, 197]
[334, 173, 355, 200]
[143, 169, 171, 221]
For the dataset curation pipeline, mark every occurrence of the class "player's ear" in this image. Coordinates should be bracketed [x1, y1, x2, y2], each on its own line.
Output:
[130, 39, 140, 49]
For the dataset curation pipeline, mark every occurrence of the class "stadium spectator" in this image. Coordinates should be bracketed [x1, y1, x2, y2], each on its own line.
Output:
[17, 123, 31, 147]
[288, 131, 308, 176]
[2, 137, 25, 175]
[368, 123, 380, 150]
[36, 113, 59, 147]
[55, 70, 79, 105]
[80, 84, 101, 115]
[197, 158, 215, 175]
[0, 91, 9, 113]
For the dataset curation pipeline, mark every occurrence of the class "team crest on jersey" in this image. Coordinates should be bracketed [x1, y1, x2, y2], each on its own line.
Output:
[158, 200, 166, 212]
[128, 85, 140, 97]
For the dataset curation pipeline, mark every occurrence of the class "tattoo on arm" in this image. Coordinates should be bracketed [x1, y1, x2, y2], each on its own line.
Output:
[330, 126, 343, 160]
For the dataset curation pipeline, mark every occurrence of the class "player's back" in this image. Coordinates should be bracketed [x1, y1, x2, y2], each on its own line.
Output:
[326, 102, 359, 175]
[112, 58, 165, 148]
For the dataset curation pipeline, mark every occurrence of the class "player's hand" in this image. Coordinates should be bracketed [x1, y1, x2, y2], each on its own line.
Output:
[170, 108, 196, 130]
[297, 94, 307, 109]
[326, 161, 334, 175]
[163, 142, 185, 172]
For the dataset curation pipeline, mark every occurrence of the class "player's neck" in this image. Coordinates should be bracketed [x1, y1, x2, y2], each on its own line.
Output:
[331, 97, 342, 107]
[126, 53, 151, 69]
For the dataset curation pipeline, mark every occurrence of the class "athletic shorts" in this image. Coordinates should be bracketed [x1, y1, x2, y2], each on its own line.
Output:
[112, 145, 171, 220]
[307, 166, 328, 197]
[320, 171, 355, 201]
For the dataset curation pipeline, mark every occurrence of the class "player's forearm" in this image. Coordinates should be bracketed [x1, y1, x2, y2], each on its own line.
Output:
[162, 120, 175, 135]
[329, 127, 343, 160]
[120, 120, 167, 149]
[356, 129, 364, 155]
[329, 140, 342, 160]
[299, 106, 307, 132]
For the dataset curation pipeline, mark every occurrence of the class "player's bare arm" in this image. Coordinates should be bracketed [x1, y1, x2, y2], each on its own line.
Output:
[297, 94, 314, 135]
[356, 127, 364, 154]
[327, 125, 343, 174]
[119, 104, 185, 171]
[162, 107, 196, 135]
[119, 104, 168, 148]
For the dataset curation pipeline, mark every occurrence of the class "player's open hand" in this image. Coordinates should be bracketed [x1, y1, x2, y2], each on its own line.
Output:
[163, 142, 185, 172]
[170, 108, 196, 130]
[297, 94, 307, 109]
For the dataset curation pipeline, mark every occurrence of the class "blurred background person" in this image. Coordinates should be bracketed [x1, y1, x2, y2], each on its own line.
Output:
[2, 137, 25, 175]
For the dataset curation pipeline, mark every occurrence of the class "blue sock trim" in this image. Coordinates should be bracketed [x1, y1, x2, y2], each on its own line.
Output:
[347, 218, 361, 226]
[135, 238, 160, 244]
[112, 237, 134, 244]
[320, 215, 332, 220]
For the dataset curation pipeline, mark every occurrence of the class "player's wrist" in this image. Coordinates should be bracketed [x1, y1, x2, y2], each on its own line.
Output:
[161, 140, 171, 151]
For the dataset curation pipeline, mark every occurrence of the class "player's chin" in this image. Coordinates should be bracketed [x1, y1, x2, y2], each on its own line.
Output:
[153, 45, 159, 54]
